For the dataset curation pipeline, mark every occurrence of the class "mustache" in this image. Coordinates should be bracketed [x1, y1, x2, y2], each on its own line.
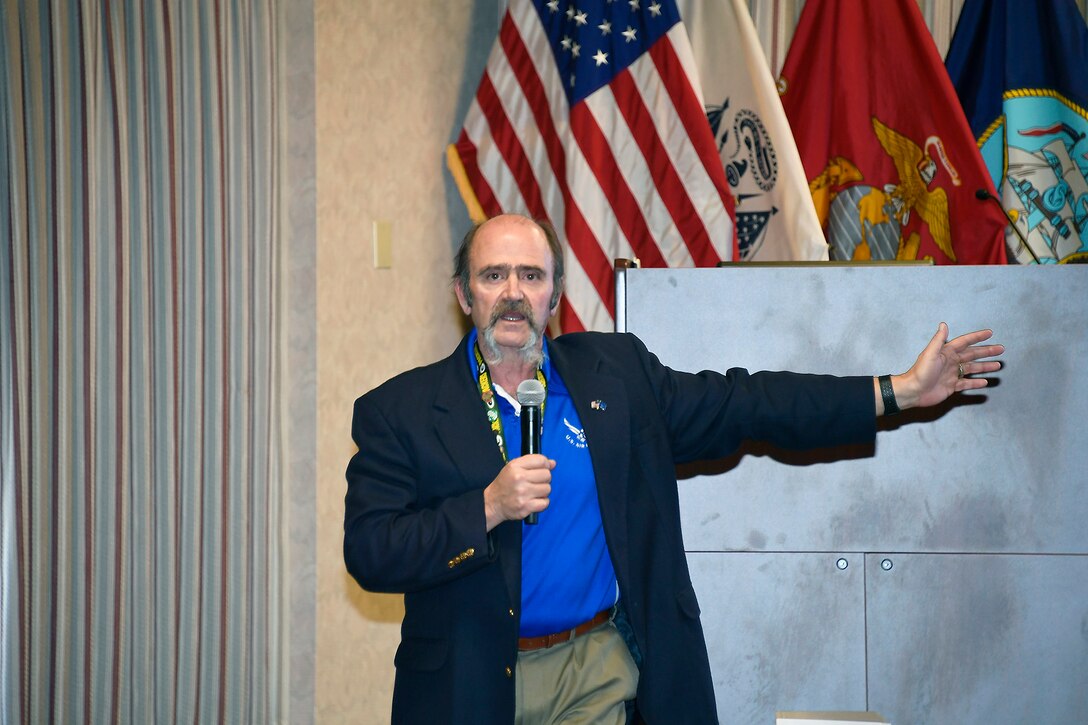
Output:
[487, 299, 538, 332]
[479, 298, 543, 368]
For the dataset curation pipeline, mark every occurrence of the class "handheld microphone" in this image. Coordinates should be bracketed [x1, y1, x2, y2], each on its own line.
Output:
[516, 379, 546, 525]
[975, 188, 1040, 263]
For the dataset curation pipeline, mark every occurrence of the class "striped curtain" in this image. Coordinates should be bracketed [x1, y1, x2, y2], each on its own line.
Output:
[1, 1, 290, 723]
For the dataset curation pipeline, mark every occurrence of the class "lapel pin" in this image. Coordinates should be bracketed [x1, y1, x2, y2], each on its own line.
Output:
[590, 399, 607, 411]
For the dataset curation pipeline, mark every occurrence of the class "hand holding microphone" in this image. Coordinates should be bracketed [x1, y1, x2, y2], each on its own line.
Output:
[480, 379, 552, 531]
[517, 379, 546, 525]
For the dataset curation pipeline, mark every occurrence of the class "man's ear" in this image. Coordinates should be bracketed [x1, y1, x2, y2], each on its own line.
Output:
[454, 281, 472, 315]
[549, 286, 562, 317]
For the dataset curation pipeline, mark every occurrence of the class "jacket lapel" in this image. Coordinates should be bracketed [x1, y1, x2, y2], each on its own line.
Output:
[432, 336, 522, 611]
[548, 340, 632, 594]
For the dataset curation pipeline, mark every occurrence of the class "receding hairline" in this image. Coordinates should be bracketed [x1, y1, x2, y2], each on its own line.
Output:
[475, 213, 549, 244]
[453, 213, 565, 308]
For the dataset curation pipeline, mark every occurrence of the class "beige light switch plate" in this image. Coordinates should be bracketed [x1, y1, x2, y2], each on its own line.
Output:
[373, 220, 392, 269]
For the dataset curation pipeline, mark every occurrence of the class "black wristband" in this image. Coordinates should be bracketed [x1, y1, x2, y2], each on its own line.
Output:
[878, 375, 900, 415]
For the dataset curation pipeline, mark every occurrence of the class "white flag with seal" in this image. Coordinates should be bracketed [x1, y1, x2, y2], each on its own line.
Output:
[680, 0, 827, 261]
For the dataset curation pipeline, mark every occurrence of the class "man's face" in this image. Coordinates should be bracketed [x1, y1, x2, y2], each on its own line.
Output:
[455, 216, 557, 363]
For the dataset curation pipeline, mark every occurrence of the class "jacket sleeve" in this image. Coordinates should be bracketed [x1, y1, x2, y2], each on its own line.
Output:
[626, 333, 877, 464]
[343, 393, 493, 594]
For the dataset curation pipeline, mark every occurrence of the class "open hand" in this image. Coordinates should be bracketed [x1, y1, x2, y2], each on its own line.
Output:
[888, 322, 1005, 412]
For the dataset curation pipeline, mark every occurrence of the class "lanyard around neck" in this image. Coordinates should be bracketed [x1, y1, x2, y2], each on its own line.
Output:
[473, 341, 546, 462]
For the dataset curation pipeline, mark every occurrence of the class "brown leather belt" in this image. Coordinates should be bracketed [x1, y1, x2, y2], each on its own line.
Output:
[517, 607, 614, 652]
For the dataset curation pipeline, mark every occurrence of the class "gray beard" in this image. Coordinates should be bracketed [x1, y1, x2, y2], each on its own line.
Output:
[479, 323, 543, 369]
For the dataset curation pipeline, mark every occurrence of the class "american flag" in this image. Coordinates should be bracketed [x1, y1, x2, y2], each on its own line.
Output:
[449, 0, 737, 332]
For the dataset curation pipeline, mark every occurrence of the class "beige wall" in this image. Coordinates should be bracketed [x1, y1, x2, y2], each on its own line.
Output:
[314, 1, 496, 721]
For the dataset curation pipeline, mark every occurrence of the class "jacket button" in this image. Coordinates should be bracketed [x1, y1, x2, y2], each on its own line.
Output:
[508, 608, 515, 617]
[504, 666, 513, 677]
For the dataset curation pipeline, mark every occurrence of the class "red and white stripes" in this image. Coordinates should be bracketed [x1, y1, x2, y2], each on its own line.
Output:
[455, 0, 735, 332]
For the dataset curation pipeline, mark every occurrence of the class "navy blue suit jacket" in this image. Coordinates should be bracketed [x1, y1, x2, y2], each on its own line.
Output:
[344, 332, 875, 724]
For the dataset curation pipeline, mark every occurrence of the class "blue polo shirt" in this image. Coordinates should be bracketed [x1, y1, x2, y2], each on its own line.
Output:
[466, 331, 619, 637]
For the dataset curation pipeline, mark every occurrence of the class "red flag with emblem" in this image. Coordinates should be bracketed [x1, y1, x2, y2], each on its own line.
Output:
[778, 0, 1007, 264]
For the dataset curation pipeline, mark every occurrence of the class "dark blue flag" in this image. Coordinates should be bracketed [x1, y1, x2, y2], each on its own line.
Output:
[946, 0, 1088, 264]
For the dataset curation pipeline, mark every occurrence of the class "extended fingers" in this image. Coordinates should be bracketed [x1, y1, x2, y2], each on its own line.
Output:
[959, 343, 1005, 363]
[945, 327, 1003, 367]
[946, 328, 994, 350]
[956, 376, 991, 392]
[958, 359, 1002, 376]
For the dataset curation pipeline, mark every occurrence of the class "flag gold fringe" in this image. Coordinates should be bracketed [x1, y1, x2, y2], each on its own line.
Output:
[445, 144, 487, 224]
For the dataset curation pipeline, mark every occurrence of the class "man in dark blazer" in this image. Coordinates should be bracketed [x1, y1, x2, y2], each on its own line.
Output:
[344, 214, 1003, 724]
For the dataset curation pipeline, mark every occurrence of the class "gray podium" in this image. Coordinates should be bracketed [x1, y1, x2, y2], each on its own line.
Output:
[614, 265, 1088, 725]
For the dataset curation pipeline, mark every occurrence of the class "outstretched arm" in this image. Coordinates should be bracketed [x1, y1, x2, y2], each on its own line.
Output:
[876, 322, 1004, 415]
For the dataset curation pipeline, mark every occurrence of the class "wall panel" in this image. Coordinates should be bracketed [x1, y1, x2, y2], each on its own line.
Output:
[621, 265, 1088, 724]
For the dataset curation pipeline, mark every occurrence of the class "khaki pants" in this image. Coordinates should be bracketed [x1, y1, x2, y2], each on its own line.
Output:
[515, 623, 639, 725]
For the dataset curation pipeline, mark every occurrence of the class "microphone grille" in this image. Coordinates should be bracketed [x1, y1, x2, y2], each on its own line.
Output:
[516, 378, 546, 406]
